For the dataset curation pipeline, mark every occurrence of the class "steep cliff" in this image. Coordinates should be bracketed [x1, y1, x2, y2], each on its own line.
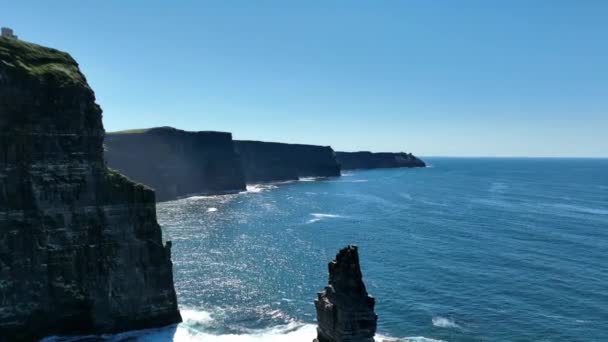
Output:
[235, 140, 341, 183]
[0, 38, 181, 340]
[314, 245, 377, 342]
[336, 151, 426, 170]
[105, 127, 246, 202]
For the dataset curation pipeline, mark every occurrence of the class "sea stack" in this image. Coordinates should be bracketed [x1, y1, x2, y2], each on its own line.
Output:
[0, 38, 180, 339]
[314, 246, 377, 342]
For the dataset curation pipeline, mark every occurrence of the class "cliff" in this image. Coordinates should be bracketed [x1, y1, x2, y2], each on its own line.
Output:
[336, 151, 426, 170]
[0, 37, 181, 340]
[105, 127, 246, 202]
[235, 140, 341, 183]
[314, 246, 377, 342]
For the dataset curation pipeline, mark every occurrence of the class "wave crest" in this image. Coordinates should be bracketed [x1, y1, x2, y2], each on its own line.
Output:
[431, 316, 460, 329]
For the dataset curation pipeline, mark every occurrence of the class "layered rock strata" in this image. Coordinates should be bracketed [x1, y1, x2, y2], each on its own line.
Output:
[314, 245, 377, 342]
[235, 140, 341, 183]
[336, 151, 425, 170]
[0, 37, 181, 340]
[105, 127, 246, 202]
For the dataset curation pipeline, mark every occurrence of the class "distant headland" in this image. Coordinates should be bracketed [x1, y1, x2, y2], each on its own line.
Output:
[105, 126, 425, 202]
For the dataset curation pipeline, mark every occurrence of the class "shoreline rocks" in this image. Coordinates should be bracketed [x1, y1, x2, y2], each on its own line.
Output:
[314, 245, 377, 342]
[0, 37, 181, 340]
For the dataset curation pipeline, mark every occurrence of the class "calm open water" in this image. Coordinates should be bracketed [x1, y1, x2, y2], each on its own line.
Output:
[45, 158, 608, 342]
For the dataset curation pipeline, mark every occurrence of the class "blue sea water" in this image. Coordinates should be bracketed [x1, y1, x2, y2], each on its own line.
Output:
[44, 158, 608, 342]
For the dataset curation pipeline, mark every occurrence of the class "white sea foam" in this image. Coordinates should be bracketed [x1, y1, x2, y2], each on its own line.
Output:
[379, 337, 446, 342]
[187, 195, 215, 200]
[550, 203, 608, 215]
[246, 184, 278, 193]
[42, 318, 443, 342]
[431, 316, 460, 329]
[307, 213, 346, 224]
[299, 177, 322, 182]
[311, 213, 342, 218]
[207, 207, 218, 212]
[181, 308, 214, 326]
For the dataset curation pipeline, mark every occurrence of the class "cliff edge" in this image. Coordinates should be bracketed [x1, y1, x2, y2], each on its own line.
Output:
[0, 37, 181, 340]
[336, 151, 425, 170]
[235, 140, 341, 183]
[105, 127, 246, 202]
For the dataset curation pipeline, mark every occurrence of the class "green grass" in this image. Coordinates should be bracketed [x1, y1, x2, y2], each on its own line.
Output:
[106, 167, 149, 191]
[108, 128, 154, 135]
[0, 37, 84, 86]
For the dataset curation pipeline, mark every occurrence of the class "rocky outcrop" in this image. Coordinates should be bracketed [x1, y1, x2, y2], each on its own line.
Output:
[336, 151, 425, 170]
[0, 37, 181, 340]
[105, 127, 246, 202]
[314, 246, 377, 342]
[235, 140, 341, 183]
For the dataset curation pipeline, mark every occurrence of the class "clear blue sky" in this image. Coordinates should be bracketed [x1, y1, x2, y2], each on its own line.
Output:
[3, 1, 607, 157]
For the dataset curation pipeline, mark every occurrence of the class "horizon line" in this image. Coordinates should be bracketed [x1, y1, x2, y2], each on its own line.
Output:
[421, 155, 608, 159]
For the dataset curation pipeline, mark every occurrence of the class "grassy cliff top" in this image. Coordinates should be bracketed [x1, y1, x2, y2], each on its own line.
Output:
[109, 128, 156, 135]
[0, 37, 85, 86]
[108, 126, 231, 136]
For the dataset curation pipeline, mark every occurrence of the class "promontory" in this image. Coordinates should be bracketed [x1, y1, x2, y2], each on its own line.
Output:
[0, 37, 181, 340]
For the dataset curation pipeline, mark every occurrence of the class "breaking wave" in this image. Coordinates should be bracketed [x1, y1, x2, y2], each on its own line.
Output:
[245, 184, 278, 193]
[307, 213, 346, 224]
[299, 177, 323, 182]
[431, 316, 460, 329]
[41, 308, 444, 342]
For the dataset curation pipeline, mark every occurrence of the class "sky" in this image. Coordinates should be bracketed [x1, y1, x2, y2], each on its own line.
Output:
[2, 1, 607, 157]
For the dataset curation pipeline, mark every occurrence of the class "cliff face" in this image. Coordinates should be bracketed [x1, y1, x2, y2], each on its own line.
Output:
[336, 151, 426, 170]
[314, 246, 377, 342]
[0, 38, 180, 340]
[105, 127, 246, 202]
[235, 140, 341, 183]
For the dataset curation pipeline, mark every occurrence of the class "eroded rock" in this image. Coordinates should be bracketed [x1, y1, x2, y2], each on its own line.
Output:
[0, 37, 181, 340]
[314, 245, 377, 342]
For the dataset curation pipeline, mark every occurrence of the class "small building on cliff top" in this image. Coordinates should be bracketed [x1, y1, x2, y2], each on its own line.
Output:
[1, 27, 17, 39]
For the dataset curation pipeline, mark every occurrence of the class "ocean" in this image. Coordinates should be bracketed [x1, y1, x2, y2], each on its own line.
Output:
[44, 158, 608, 342]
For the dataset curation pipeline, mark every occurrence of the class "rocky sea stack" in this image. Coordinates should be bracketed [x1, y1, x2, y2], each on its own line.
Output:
[314, 246, 377, 342]
[336, 151, 425, 170]
[0, 38, 180, 340]
[105, 127, 246, 202]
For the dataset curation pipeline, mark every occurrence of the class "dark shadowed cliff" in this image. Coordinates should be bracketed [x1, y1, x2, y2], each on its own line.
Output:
[105, 127, 246, 202]
[0, 37, 180, 340]
[314, 246, 377, 342]
[235, 140, 341, 183]
[336, 151, 426, 170]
